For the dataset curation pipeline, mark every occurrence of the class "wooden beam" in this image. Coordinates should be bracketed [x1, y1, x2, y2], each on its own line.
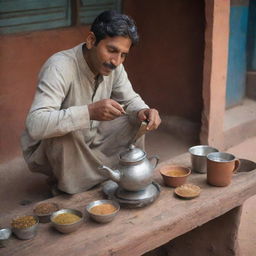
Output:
[71, 0, 80, 26]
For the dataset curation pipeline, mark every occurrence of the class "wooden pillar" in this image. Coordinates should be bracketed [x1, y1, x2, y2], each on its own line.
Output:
[71, 0, 80, 26]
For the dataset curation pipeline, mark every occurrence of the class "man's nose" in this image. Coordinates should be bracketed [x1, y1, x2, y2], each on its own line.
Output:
[111, 54, 123, 66]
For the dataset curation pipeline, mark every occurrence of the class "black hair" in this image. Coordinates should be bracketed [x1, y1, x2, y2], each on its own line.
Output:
[90, 10, 139, 46]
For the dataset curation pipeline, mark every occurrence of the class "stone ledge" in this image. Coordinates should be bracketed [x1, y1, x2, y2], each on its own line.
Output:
[224, 98, 256, 149]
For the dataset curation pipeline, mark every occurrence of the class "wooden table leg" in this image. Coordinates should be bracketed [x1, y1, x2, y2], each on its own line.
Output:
[144, 206, 242, 256]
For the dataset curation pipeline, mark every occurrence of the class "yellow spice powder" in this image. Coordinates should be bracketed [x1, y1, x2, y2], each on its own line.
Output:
[165, 169, 187, 177]
[53, 213, 81, 224]
[90, 204, 117, 215]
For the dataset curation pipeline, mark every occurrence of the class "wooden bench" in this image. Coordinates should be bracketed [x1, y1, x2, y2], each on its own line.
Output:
[2, 153, 256, 256]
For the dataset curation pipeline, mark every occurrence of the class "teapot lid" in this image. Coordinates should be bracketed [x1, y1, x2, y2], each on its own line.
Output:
[119, 144, 146, 163]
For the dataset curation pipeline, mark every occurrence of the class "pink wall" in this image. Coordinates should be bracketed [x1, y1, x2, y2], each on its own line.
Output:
[123, 0, 205, 121]
[0, 27, 89, 161]
[0, 0, 205, 162]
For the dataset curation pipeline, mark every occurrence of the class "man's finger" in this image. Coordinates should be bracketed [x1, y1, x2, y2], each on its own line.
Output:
[146, 110, 154, 130]
[110, 100, 126, 115]
[146, 109, 160, 130]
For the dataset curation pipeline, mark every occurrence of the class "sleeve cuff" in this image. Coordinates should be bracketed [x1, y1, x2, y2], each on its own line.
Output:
[69, 105, 91, 130]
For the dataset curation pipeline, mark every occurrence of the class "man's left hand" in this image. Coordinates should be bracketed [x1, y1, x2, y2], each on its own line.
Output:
[137, 108, 161, 131]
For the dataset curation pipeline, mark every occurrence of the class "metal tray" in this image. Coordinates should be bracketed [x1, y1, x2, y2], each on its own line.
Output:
[102, 180, 161, 208]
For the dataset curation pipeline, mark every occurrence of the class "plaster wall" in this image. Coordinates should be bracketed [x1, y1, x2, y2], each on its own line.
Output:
[0, 1, 205, 162]
[226, 1, 249, 107]
[200, 0, 230, 149]
[123, 0, 205, 121]
[201, 0, 256, 153]
[0, 26, 89, 162]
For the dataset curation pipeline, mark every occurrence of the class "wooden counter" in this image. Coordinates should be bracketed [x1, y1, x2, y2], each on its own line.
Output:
[2, 154, 256, 256]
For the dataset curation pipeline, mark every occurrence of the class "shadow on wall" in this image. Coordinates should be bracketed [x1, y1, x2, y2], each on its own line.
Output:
[159, 115, 201, 145]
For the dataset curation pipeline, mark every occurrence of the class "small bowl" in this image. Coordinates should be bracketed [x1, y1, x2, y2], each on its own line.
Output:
[0, 228, 12, 247]
[85, 199, 120, 223]
[11, 216, 39, 240]
[33, 202, 59, 223]
[159, 165, 191, 187]
[51, 209, 83, 234]
[174, 183, 201, 199]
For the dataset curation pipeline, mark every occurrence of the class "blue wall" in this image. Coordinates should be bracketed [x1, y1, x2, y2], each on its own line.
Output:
[247, 0, 256, 70]
[226, 3, 249, 107]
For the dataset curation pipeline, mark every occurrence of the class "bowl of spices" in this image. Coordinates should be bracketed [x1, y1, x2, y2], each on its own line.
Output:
[86, 199, 120, 223]
[11, 215, 39, 240]
[51, 209, 83, 234]
[174, 183, 201, 199]
[33, 202, 59, 223]
[159, 165, 191, 187]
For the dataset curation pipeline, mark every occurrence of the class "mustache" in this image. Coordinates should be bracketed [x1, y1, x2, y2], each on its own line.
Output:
[103, 62, 117, 70]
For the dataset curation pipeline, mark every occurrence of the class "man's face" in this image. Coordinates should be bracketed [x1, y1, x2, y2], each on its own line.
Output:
[86, 34, 132, 76]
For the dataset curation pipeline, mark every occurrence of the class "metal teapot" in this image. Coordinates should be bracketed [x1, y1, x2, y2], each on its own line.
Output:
[98, 144, 159, 191]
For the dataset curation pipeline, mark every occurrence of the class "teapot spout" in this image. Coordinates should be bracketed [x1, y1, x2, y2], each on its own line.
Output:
[98, 165, 121, 183]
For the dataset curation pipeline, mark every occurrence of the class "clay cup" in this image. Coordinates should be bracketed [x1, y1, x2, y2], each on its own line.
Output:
[207, 152, 240, 187]
[159, 165, 191, 188]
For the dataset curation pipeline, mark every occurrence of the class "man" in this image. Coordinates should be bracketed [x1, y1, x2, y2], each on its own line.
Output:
[21, 10, 161, 195]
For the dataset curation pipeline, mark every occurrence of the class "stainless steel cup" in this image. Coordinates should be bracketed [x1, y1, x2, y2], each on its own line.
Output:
[189, 145, 219, 173]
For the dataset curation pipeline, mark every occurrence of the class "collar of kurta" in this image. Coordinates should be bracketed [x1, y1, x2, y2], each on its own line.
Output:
[77, 43, 104, 86]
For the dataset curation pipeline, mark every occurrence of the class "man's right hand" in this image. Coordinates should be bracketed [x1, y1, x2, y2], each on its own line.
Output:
[88, 99, 126, 121]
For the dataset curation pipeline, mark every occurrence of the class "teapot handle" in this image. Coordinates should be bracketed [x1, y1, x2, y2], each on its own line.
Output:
[148, 155, 160, 169]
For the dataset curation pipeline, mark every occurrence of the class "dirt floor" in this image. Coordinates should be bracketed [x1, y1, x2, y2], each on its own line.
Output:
[0, 129, 255, 255]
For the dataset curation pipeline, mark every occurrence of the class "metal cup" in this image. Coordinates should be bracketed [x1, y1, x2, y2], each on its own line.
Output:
[189, 145, 219, 173]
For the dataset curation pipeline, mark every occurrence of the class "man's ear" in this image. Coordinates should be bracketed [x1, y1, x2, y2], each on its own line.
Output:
[86, 32, 96, 49]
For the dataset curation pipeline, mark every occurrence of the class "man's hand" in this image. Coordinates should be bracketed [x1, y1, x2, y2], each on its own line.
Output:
[137, 108, 161, 131]
[88, 99, 126, 121]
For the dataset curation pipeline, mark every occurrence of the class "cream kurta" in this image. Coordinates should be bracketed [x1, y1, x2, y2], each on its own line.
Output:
[21, 43, 148, 194]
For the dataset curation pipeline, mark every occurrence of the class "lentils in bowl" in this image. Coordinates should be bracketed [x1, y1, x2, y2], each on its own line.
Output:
[33, 202, 59, 223]
[11, 215, 39, 240]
